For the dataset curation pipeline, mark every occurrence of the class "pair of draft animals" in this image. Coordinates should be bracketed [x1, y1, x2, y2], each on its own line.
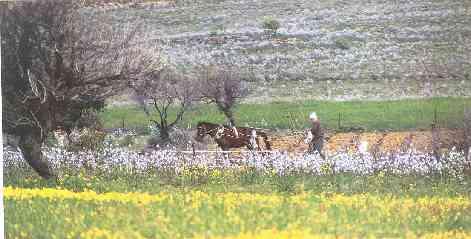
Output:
[195, 112, 325, 157]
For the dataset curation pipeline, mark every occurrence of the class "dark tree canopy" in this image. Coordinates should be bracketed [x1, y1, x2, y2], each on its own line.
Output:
[1, 1, 160, 178]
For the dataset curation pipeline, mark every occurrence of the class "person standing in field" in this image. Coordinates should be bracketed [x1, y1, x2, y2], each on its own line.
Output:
[305, 112, 326, 159]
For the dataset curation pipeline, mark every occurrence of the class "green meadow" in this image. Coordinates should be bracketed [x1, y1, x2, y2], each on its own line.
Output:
[101, 97, 471, 132]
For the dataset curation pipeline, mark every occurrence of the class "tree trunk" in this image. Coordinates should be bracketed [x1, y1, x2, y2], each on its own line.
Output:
[160, 127, 170, 143]
[431, 123, 441, 161]
[223, 108, 236, 126]
[18, 133, 54, 179]
[464, 108, 471, 161]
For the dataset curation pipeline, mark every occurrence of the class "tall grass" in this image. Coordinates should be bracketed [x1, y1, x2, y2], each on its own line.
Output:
[100, 97, 471, 132]
[5, 159, 470, 196]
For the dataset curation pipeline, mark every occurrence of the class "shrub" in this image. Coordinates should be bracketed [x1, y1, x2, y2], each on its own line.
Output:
[66, 128, 106, 152]
[262, 17, 280, 36]
[334, 37, 352, 50]
[333, 35, 363, 50]
[117, 135, 135, 148]
[143, 126, 195, 150]
[209, 24, 225, 37]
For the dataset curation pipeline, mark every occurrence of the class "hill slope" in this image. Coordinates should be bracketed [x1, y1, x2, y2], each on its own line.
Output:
[94, 0, 471, 101]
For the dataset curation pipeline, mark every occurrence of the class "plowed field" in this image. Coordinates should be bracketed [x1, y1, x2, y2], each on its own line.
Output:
[268, 129, 466, 154]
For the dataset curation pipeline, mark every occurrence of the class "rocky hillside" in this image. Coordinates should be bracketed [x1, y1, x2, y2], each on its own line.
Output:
[89, 0, 471, 101]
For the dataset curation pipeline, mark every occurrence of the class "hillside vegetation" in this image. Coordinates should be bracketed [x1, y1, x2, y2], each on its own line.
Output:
[92, 0, 471, 101]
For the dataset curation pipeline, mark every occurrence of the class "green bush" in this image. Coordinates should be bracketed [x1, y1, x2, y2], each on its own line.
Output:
[209, 24, 225, 37]
[262, 17, 280, 36]
[334, 37, 352, 50]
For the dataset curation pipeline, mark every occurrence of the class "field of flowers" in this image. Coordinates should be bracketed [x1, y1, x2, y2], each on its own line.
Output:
[5, 186, 471, 238]
[4, 134, 471, 238]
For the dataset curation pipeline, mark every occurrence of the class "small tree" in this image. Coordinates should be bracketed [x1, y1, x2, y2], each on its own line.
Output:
[197, 65, 249, 126]
[131, 69, 199, 144]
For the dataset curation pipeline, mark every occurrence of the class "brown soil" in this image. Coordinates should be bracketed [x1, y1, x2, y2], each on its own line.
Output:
[268, 129, 467, 154]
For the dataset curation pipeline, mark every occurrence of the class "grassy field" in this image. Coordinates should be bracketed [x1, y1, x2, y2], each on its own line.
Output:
[100, 97, 471, 133]
[4, 171, 471, 239]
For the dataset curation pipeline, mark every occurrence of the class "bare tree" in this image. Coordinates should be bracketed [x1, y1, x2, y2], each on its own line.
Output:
[131, 69, 199, 144]
[197, 65, 249, 126]
[1, 1, 160, 178]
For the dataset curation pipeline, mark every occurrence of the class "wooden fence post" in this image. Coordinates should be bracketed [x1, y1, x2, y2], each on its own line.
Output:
[338, 112, 341, 129]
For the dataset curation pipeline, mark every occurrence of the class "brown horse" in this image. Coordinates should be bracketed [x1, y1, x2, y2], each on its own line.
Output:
[195, 121, 272, 151]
